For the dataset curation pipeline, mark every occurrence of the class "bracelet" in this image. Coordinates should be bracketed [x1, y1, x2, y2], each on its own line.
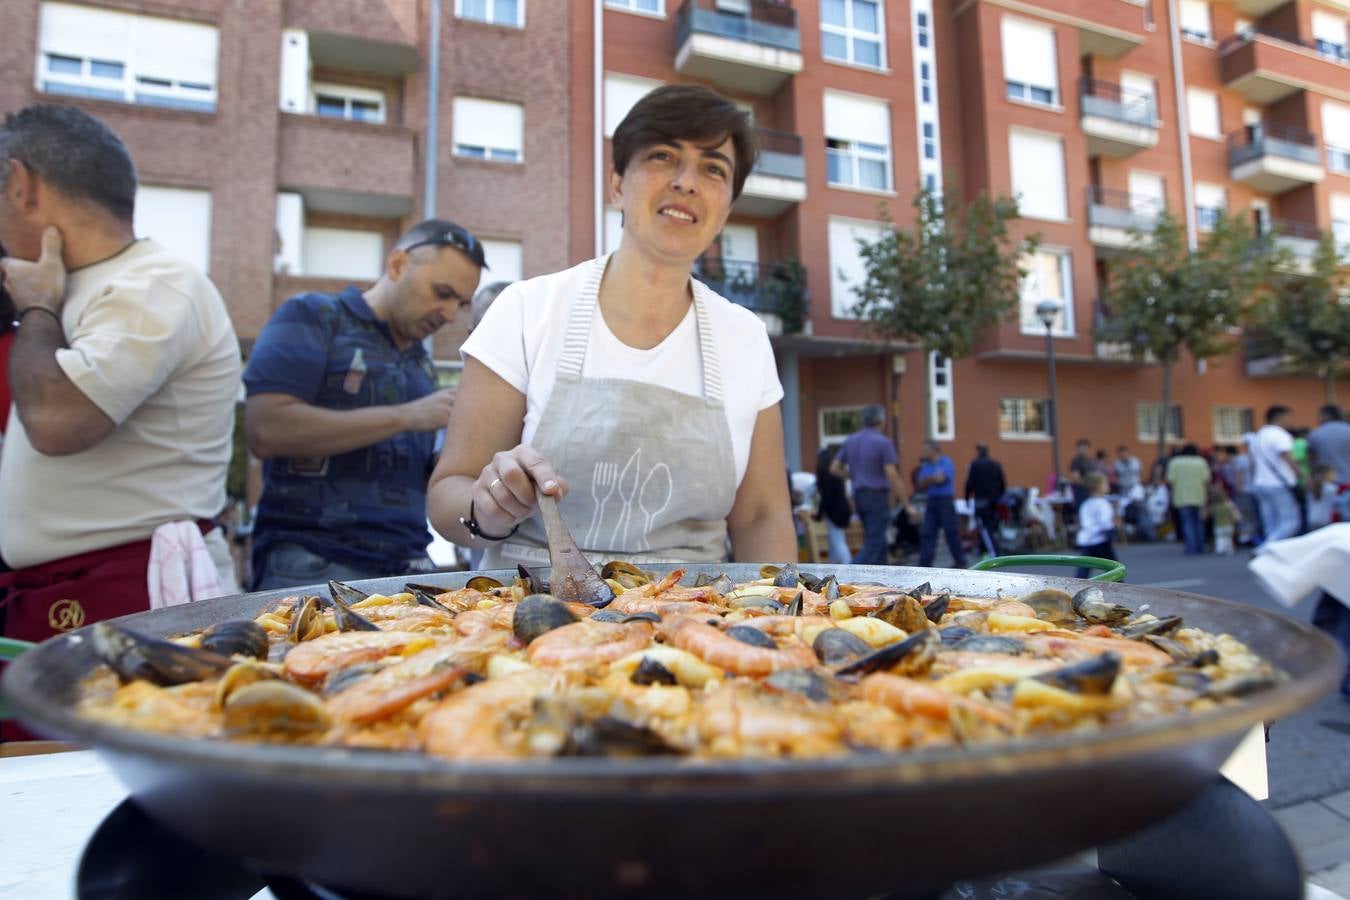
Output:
[459, 498, 519, 542]
[18, 306, 62, 328]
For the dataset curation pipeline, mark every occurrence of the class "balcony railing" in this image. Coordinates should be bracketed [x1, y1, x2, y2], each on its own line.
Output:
[1087, 185, 1162, 232]
[1269, 218, 1322, 241]
[752, 127, 805, 180]
[675, 0, 801, 53]
[1220, 25, 1350, 64]
[1227, 124, 1321, 167]
[1079, 78, 1156, 126]
[692, 257, 807, 330]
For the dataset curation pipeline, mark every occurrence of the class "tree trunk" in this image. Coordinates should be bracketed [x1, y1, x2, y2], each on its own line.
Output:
[1156, 358, 1174, 483]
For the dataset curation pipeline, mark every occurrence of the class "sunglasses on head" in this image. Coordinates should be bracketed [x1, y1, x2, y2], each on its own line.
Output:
[401, 226, 488, 269]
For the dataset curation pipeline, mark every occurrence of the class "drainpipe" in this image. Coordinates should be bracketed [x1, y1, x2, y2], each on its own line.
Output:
[594, 0, 605, 255]
[1165, 0, 1199, 250]
[422, 0, 443, 359]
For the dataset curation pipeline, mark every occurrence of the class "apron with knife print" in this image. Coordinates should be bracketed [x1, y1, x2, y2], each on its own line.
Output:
[482, 257, 737, 569]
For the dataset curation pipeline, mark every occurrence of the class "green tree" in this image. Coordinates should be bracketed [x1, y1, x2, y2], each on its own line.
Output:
[850, 183, 1038, 439]
[1097, 210, 1272, 467]
[1246, 235, 1350, 404]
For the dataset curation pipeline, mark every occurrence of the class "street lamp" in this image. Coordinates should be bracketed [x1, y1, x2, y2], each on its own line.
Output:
[1036, 299, 1063, 495]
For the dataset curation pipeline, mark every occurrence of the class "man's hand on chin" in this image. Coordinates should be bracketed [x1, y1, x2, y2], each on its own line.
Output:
[1, 226, 67, 315]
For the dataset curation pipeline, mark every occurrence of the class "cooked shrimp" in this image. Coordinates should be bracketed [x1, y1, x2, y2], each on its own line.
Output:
[1021, 631, 1172, 668]
[421, 669, 554, 759]
[860, 673, 1016, 729]
[607, 591, 715, 618]
[657, 616, 817, 677]
[282, 631, 433, 685]
[693, 682, 843, 757]
[359, 606, 457, 632]
[526, 619, 654, 668]
[453, 605, 515, 636]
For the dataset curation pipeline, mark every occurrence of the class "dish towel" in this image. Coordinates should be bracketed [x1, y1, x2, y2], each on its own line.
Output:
[1248, 523, 1350, 610]
[147, 520, 224, 610]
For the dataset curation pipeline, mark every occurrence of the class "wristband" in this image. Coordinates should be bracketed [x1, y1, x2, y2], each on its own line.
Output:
[459, 498, 519, 542]
[18, 306, 62, 328]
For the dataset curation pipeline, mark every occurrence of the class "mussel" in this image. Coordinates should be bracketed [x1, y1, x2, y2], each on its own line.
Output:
[567, 716, 677, 757]
[603, 561, 653, 590]
[951, 635, 1024, 655]
[199, 620, 269, 660]
[812, 628, 872, 666]
[1205, 674, 1279, 700]
[765, 562, 800, 588]
[516, 565, 548, 595]
[1071, 586, 1132, 626]
[938, 625, 977, 645]
[327, 582, 379, 632]
[784, 591, 804, 617]
[1017, 589, 1077, 625]
[212, 660, 281, 709]
[466, 574, 505, 592]
[835, 628, 939, 679]
[513, 594, 577, 645]
[923, 593, 951, 623]
[1119, 616, 1184, 639]
[588, 609, 626, 623]
[875, 594, 930, 635]
[93, 622, 234, 686]
[1033, 652, 1121, 695]
[726, 626, 778, 650]
[907, 582, 932, 600]
[816, 575, 841, 601]
[222, 680, 331, 736]
[621, 612, 662, 624]
[405, 583, 454, 613]
[727, 595, 785, 613]
[692, 571, 734, 594]
[765, 669, 835, 702]
[287, 595, 325, 643]
[631, 657, 678, 686]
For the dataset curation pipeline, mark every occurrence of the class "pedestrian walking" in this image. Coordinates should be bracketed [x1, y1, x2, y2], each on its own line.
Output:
[814, 444, 852, 564]
[1165, 444, 1211, 555]
[1308, 405, 1350, 522]
[1074, 473, 1116, 577]
[1068, 438, 1095, 507]
[916, 440, 967, 569]
[1250, 405, 1303, 545]
[831, 405, 912, 564]
[1234, 436, 1264, 546]
[964, 443, 1006, 556]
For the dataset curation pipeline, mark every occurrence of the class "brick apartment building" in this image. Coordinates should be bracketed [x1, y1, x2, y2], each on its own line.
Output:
[1, 0, 1346, 489]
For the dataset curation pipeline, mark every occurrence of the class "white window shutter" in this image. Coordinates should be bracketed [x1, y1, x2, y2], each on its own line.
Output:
[135, 185, 213, 275]
[273, 192, 304, 275]
[603, 74, 662, 137]
[1312, 11, 1346, 45]
[1009, 130, 1066, 220]
[1128, 171, 1165, 212]
[827, 217, 887, 318]
[1180, 0, 1211, 36]
[453, 97, 524, 154]
[278, 29, 311, 113]
[303, 228, 384, 281]
[39, 2, 132, 61]
[480, 239, 523, 283]
[1001, 18, 1058, 94]
[822, 90, 891, 146]
[1322, 102, 1350, 147]
[1187, 88, 1220, 137]
[134, 15, 219, 86]
[1195, 182, 1226, 209]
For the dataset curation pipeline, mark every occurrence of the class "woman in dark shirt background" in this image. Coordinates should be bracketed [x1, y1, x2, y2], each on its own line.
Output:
[815, 444, 852, 563]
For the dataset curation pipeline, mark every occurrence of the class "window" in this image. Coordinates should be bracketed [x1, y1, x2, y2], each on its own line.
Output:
[603, 73, 661, 137]
[37, 2, 218, 112]
[303, 227, 384, 280]
[312, 83, 385, 123]
[820, 406, 865, 446]
[1019, 247, 1074, 335]
[821, 0, 885, 69]
[1324, 102, 1350, 174]
[827, 217, 888, 317]
[1002, 17, 1058, 107]
[1186, 88, 1220, 139]
[930, 352, 954, 441]
[1120, 71, 1157, 122]
[452, 97, 524, 163]
[1009, 129, 1067, 220]
[915, 11, 930, 48]
[480, 238, 523, 283]
[1212, 406, 1253, 443]
[1332, 194, 1350, 252]
[824, 91, 892, 191]
[135, 185, 212, 274]
[1312, 10, 1348, 62]
[606, 0, 662, 14]
[1137, 403, 1183, 442]
[274, 192, 303, 274]
[919, 62, 932, 104]
[922, 123, 935, 160]
[999, 398, 1051, 439]
[456, 0, 523, 28]
[1179, 0, 1211, 41]
[1195, 182, 1226, 231]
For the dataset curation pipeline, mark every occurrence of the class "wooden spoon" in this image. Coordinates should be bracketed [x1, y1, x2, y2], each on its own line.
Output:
[535, 491, 616, 608]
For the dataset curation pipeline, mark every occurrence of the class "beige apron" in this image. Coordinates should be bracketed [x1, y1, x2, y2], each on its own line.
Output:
[483, 256, 737, 568]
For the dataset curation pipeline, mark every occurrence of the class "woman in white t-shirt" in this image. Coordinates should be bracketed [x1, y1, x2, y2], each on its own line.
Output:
[428, 85, 795, 568]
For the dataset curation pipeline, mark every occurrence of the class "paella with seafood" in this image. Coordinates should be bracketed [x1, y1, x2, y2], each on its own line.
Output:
[77, 564, 1282, 759]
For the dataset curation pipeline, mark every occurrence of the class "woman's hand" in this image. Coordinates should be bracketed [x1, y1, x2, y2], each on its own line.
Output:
[471, 444, 569, 536]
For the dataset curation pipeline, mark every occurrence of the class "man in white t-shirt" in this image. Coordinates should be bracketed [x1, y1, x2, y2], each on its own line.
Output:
[1250, 405, 1302, 545]
[0, 105, 241, 667]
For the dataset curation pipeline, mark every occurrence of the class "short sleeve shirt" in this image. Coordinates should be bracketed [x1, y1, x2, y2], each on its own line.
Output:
[1308, 421, 1350, 483]
[918, 456, 957, 497]
[243, 288, 436, 570]
[835, 429, 898, 491]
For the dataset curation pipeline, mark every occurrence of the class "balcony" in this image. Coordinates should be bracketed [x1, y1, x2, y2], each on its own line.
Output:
[734, 128, 806, 217]
[1092, 300, 1141, 363]
[1220, 28, 1350, 104]
[277, 113, 417, 216]
[1087, 187, 1162, 255]
[1080, 78, 1159, 158]
[692, 257, 807, 335]
[286, 1, 420, 75]
[674, 0, 803, 96]
[1267, 219, 1323, 274]
[982, 0, 1145, 57]
[1227, 124, 1324, 193]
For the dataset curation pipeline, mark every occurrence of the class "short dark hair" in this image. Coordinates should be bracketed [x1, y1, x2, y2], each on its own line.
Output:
[975, 442, 989, 458]
[1319, 404, 1343, 422]
[1076, 438, 1090, 448]
[0, 105, 136, 222]
[1181, 443, 1199, 455]
[611, 84, 759, 200]
[393, 218, 487, 270]
[861, 404, 885, 427]
[1266, 404, 1291, 424]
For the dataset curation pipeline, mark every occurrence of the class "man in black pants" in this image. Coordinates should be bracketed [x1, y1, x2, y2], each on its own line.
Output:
[964, 443, 1006, 556]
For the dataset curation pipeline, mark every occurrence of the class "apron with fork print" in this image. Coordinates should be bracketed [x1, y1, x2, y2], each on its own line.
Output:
[482, 256, 737, 569]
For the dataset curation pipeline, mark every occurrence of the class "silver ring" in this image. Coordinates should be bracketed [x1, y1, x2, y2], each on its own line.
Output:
[489, 478, 502, 490]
